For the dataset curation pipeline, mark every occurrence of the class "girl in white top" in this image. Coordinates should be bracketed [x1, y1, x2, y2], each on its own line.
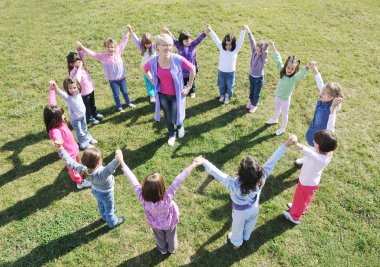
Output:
[208, 24, 247, 104]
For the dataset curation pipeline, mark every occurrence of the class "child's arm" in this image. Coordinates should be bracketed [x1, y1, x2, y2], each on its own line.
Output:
[129, 26, 142, 52]
[234, 25, 247, 53]
[54, 141, 87, 174]
[201, 157, 239, 191]
[261, 41, 269, 62]
[143, 61, 154, 84]
[76, 44, 87, 67]
[97, 151, 121, 181]
[309, 62, 324, 93]
[246, 25, 255, 51]
[191, 31, 207, 47]
[208, 25, 223, 50]
[326, 97, 341, 132]
[118, 25, 130, 53]
[181, 58, 196, 96]
[269, 41, 283, 70]
[48, 81, 58, 106]
[292, 64, 309, 82]
[72, 61, 84, 83]
[163, 26, 180, 49]
[77, 41, 104, 60]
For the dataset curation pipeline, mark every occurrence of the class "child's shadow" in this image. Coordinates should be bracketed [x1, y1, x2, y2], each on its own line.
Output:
[117, 248, 170, 266]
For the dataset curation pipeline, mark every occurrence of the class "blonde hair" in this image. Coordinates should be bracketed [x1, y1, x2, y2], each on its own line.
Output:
[324, 82, 343, 99]
[154, 34, 173, 46]
[103, 38, 117, 48]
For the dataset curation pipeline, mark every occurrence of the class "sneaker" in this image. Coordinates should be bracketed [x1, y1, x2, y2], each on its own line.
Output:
[190, 93, 195, 98]
[77, 179, 92, 189]
[112, 216, 126, 228]
[157, 248, 167, 255]
[83, 144, 94, 150]
[90, 139, 98, 145]
[178, 127, 185, 138]
[224, 94, 230, 105]
[226, 233, 240, 250]
[246, 101, 252, 109]
[89, 118, 100, 125]
[150, 96, 156, 103]
[128, 103, 136, 108]
[275, 128, 286, 136]
[168, 250, 176, 254]
[265, 118, 278, 125]
[283, 211, 300, 224]
[95, 113, 104, 120]
[168, 136, 176, 147]
[118, 107, 125, 113]
[287, 203, 306, 215]
[219, 96, 225, 103]
[249, 105, 257, 113]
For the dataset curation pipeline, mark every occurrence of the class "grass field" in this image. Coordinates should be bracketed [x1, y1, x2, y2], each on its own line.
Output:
[0, 0, 379, 266]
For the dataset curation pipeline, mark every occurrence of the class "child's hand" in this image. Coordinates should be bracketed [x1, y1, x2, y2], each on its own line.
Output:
[53, 139, 64, 149]
[181, 85, 190, 96]
[48, 80, 57, 91]
[285, 134, 298, 147]
[242, 25, 249, 31]
[162, 26, 170, 35]
[267, 40, 274, 46]
[193, 156, 206, 166]
[76, 41, 83, 50]
[126, 25, 132, 33]
[331, 97, 342, 112]
[204, 24, 211, 34]
[115, 149, 123, 163]
[75, 60, 83, 69]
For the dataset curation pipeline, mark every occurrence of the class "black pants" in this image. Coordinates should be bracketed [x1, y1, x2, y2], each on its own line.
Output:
[82, 91, 97, 121]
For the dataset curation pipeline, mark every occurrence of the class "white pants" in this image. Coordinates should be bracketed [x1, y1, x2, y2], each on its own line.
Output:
[272, 96, 291, 130]
[230, 206, 260, 247]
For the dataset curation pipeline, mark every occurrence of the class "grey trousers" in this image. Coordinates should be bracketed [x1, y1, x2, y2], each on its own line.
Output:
[152, 226, 178, 253]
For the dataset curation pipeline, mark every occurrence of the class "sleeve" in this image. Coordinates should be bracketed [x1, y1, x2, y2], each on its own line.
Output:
[172, 36, 181, 50]
[203, 160, 237, 191]
[57, 89, 69, 101]
[118, 34, 129, 53]
[143, 60, 151, 72]
[166, 168, 191, 198]
[181, 57, 194, 71]
[315, 73, 324, 93]
[326, 113, 336, 132]
[50, 128, 63, 141]
[273, 51, 284, 71]
[122, 166, 144, 203]
[73, 68, 82, 82]
[300, 145, 321, 160]
[191, 32, 207, 47]
[58, 147, 86, 173]
[78, 50, 87, 66]
[131, 32, 142, 51]
[261, 43, 269, 63]
[262, 144, 287, 182]
[234, 30, 246, 53]
[98, 159, 120, 180]
[210, 30, 223, 50]
[247, 31, 255, 51]
[82, 47, 104, 60]
[48, 89, 57, 106]
[293, 67, 308, 82]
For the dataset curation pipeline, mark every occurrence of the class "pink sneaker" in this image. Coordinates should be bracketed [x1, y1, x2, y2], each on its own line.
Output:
[246, 101, 252, 109]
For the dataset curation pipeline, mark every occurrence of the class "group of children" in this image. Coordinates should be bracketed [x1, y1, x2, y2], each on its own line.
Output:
[43, 23, 343, 252]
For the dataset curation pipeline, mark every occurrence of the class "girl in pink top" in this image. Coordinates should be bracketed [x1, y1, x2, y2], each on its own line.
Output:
[116, 150, 203, 254]
[77, 26, 135, 113]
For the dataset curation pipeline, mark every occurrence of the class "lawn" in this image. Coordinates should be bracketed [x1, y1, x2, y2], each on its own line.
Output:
[0, 0, 379, 266]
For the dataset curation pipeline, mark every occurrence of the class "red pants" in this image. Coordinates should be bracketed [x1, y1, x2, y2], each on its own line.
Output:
[289, 181, 319, 221]
[66, 156, 83, 184]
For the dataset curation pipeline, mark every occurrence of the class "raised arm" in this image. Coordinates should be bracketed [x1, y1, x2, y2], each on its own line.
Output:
[58, 146, 86, 174]
[327, 97, 341, 132]
[118, 26, 130, 53]
[129, 26, 142, 52]
[293, 65, 309, 82]
[163, 26, 180, 49]
[262, 144, 288, 181]
[209, 25, 223, 50]
[48, 81, 58, 106]
[310, 62, 324, 93]
[191, 31, 207, 47]
[77, 41, 103, 60]
[202, 159, 238, 191]
[234, 26, 247, 53]
[270, 41, 284, 71]
[246, 26, 256, 51]
[167, 160, 200, 197]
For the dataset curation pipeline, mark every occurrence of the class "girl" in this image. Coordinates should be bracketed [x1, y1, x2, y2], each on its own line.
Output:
[208, 24, 247, 104]
[283, 97, 341, 224]
[245, 25, 269, 113]
[77, 25, 136, 113]
[129, 26, 157, 103]
[295, 62, 343, 166]
[163, 25, 208, 98]
[67, 48, 103, 125]
[49, 79, 97, 150]
[116, 150, 202, 254]
[196, 136, 296, 249]
[43, 102, 91, 190]
[265, 41, 311, 135]
[54, 140, 125, 228]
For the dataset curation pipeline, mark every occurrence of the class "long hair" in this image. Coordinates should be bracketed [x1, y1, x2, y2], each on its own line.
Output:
[63, 76, 82, 95]
[43, 105, 64, 133]
[142, 173, 166, 203]
[178, 31, 191, 46]
[237, 157, 264, 195]
[280, 56, 300, 78]
[141, 33, 153, 56]
[66, 52, 81, 74]
[222, 34, 236, 51]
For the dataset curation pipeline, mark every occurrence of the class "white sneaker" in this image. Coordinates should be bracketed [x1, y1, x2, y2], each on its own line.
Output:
[77, 179, 92, 189]
[248, 105, 257, 113]
[265, 118, 278, 125]
[190, 93, 195, 98]
[246, 101, 252, 109]
[168, 136, 176, 146]
[224, 94, 230, 104]
[219, 96, 225, 102]
[295, 157, 305, 165]
[275, 128, 285, 135]
[283, 211, 300, 224]
[149, 96, 156, 103]
[128, 103, 136, 108]
[287, 203, 306, 214]
[178, 127, 185, 138]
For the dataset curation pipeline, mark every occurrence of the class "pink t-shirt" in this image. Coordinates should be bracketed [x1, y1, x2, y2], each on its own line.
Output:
[49, 123, 79, 158]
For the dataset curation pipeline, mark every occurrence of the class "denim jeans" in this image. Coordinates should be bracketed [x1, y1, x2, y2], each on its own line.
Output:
[159, 93, 182, 137]
[70, 116, 93, 150]
[109, 77, 131, 109]
[230, 206, 260, 247]
[143, 74, 155, 97]
[217, 70, 235, 98]
[249, 75, 264, 106]
[183, 77, 196, 95]
[82, 91, 97, 121]
[91, 188, 118, 228]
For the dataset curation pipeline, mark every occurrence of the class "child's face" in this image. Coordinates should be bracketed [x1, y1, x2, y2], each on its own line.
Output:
[106, 43, 116, 55]
[68, 83, 79, 95]
[285, 63, 298, 76]
[320, 88, 334, 102]
[225, 40, 232, 51]
[254, 46, 262, 55]
[144, 43, 152, 49]
[183, 38, 192, 47]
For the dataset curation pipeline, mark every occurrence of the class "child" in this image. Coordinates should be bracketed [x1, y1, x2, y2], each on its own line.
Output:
[49, 79, 97, 150]
[116, 151, 202, 254]
[43, 104, 91, 190]
[54, 140, 125, 228]
[67, 49, 103, 125]
[283, 97, 341, 224]
[265, 41, 310, 135]
[245, 25, 269, 113]
[196, 136, 297, 249]
[295, 62, 343, 166]
[77, 25, 136, 113]
[208, 24, 247, 104]
[129, 26, 157, 103]
[163, 25, 208, 98]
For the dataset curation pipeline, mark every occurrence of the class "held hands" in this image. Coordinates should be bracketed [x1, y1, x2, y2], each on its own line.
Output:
[193, 156, 206, 166]
[204, 24, 211, 34]
[162, 26, 171, 35]
[115, 149, 124, 163]
[75, 60, 83, 69]
[267, 40, 274, 47]
[242, 25, 249, 31]
[48, 80, 57, 91]
[52, 139, 64, 150]
[76, 41, 83, 51]
[285, 134, 298, 147]
[331, 97, 342, 113]
[181, 85, 191, 96]
[126, 25, 132, 33]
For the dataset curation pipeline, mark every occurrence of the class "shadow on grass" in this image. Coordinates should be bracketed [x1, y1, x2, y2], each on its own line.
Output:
[117, 248, 170, 267]
[182, 214, 295, 267]
[0, 130, 58, 188]
[0, 168, 77, 228]
[8, 219, 109, 266]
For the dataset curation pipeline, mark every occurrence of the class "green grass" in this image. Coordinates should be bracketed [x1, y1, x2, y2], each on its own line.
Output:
[0, 0, 379, 266]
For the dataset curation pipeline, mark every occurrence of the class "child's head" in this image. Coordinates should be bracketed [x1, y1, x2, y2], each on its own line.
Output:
[314, 130, 337, 153]
[222, 34, 236, 51]
[81, 147, 103, 169]
[66, 52, 81, 74]
[43, 105, 64, 132]
[238, 157, 264, 195]
[63, 76, 81, 96]
[321, 82, 343, 102]
[280, 56, 300, 78]
[141, 33, 153, 56]
[178, 31, 191, 47]
[254, 41, 265, 55]
[142, 173, 166, 203]
[103, 38, 117, 55]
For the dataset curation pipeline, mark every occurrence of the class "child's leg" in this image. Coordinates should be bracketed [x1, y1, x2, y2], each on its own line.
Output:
[71, 117, 92, 150]
[217, 70, 227, 96]
[159, 94, 176, 137]
[242, 206, 260, 241]
[279, 98, 291, 130]
[119, 77, 132, 105]
[229, 209, 245, 247]
[152, 228, 168, 253]
[95, 189, 119, 228]
[143, 74, 155, 96]
[88, 91, 98, 118]
[109, 80, 122, 109]
[66, 156, 83, 184]
[79, 117, 94, 144]
[81, 93, 92, 121]
[165, 226, 178, 253]
[248, 75, 255, 105]
[225, 71, 236, 98]
[289, 182, 318, 221]
[270, 96, 282, 121]
[251, 76, 264, 106]
[91, 188, 106, 221]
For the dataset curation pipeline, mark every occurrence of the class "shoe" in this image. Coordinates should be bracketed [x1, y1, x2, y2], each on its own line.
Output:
[246, 101, 252, 109]
[83, 144, 94, 150]
[224, 94, 230, 104]
[219, 96, 225, 103]
[249, 105, 257, 113]
[178, 127, 185, 138]
[168, 250, 176, 254]
[150, 96, 156, 103]
[190, 93, 195, 98]
[287, 203, 306, 215]
[157, 248, 167, 255]
[283, 211, 300, 224]
[294, 160, 303, 168]
[89, 118, 100, 125]
[226, 233, 240, 250]
[275, 128, 285, 136]
[95, 113, 104, 120]
[265, 118, 278, 125]
[77, 179, 92, 189]
[118, 107, 125, 113]
[168, 136, 176, 147]
[90, 139, 98, 145]
[128, 103, 136, 108]
[112, 216, 126, 228]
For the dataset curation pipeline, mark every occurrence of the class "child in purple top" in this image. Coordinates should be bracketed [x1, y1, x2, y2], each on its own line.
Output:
[116, 150, 203, 254]
[77, 26, 136, 113]
[163, 26, 208, 98]
[245, 25, 269, 114]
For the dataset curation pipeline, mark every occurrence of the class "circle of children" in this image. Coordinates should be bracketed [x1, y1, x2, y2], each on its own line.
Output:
[43, 23, 343, 253]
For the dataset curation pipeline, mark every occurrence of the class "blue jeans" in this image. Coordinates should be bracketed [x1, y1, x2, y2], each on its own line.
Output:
[230, 206, 260, 247]
[143, 74, 155, 96]
[109, 77, 131, 109]
[217, 70, 235, 98]
[70, 116, 93, 150]
[82, 91, 98, 121]
[91, 188, 118, 228]
[249, 75, 264, 106]
[159, 93, 182, 137]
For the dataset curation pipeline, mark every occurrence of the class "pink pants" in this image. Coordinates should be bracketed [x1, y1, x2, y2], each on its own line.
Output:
[66, 156, 83, 184]
[289, 181, 319, 221]
[272, 96, 291, 130]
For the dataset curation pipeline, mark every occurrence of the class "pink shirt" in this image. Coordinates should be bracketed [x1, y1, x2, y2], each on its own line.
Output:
[49, 123, 79, 158]
[70, 50, 95, 96]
